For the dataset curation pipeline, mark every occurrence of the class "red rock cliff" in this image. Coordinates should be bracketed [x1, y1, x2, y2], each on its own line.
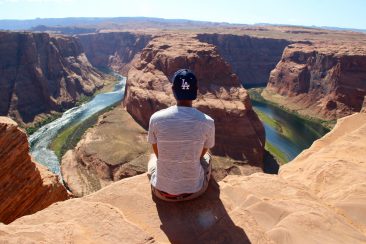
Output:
[0, 117, 69, 224]
[265, 43, 366, 120]
[197, 33, 290, 86]
[123, 34, 265, 165]
[77, 32, 152, 75]
[0, 31, 104, 125]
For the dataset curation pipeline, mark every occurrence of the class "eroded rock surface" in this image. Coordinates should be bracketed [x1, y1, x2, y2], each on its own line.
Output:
[1, 113, 366, 243]
[280, 112, 366, 233]
[61, 106, 150, 197]
[123, 34, 265, 164]
[0, 117, 69, 224]
[265, 43, 366, 121]
[78, 32, 152, 75]
[197, 33, 290, 86]
[0, 31, 104, 125]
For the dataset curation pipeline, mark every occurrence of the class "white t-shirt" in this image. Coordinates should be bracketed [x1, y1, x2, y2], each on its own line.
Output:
[147, 105, 215, 195]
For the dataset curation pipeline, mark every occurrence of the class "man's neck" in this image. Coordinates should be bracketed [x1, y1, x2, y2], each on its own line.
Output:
[176, 100, 192, 107]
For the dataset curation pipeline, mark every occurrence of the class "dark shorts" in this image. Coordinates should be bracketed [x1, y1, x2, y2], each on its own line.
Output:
[148, 154, 212, 202]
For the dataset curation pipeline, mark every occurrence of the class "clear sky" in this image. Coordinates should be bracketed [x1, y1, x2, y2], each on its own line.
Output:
[0, 0, 365, 29]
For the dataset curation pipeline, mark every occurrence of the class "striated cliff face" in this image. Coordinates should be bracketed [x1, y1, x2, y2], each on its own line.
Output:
[77, 32, 152, 75]
[265, 43, 366, 120]
[0, 117, 69, 224]
[197, 33, 290, 86]
[1, 113, 366, 243]
[0, 31, 104, 125]
[123, 34, 265, 164]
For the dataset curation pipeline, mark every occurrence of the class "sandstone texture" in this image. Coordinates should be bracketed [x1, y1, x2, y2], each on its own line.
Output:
[123, 34, 265, 164]
[280, 112, 366, 234]
[61, 106, 151, 197]
[362, 96, 366, 113]
[0, 117, 69, 224]
[78, 32, 152, 75]
[265, 43, 366, 121]
[1, 111, 366, 243]
[0, 31, 104, 125]
[61, 106, 262, 197]
[197, 33, 290, 86]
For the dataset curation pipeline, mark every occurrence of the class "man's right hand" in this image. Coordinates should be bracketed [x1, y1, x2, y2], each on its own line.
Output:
[200, 148, 208, 159]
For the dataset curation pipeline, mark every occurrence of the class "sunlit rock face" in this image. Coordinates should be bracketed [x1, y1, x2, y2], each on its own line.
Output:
[266, 43, 366, 120]
[0, 31, 104, 125]
[0, 117, 69, 224]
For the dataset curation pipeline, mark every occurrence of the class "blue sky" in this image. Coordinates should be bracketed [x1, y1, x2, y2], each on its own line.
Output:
[0, 0, 365, 29]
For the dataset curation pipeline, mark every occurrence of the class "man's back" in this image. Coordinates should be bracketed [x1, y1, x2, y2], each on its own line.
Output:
[148, 105, 215, 195]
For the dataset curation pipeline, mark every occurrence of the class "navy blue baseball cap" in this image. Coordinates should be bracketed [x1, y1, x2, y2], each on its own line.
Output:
[171, 69, 198, 100]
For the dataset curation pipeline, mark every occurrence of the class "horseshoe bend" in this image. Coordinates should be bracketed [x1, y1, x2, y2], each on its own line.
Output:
[0, 17, 366, 243]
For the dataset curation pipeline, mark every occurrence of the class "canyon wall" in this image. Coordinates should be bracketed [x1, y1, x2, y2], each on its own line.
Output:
[123, 34, 265, 164]
[197, 33, 290, 86]
[0, 31, 104, 125]
[265, 43, 366, 120]
[1, 113, 366, 243]
[0, 117, 69, 224]
[77, 32, 152, 75]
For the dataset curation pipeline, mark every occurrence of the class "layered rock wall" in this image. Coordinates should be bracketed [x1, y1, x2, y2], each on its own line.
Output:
[123, 34, 265, 164]
[197, 33, 290, 86]
[265, 43, 366, 120]
[0, 31, 104, 125]
[78, 32, 152, 75]
[0, 117, 69, 224]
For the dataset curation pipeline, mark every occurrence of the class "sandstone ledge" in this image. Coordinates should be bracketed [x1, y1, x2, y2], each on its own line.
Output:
[0, 117, 69, 224]
[1, 113, 366, 243]
[1, 173, 365, 243]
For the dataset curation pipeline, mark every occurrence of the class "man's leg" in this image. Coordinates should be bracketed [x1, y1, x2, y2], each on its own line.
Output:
[150, 153, 212, 202]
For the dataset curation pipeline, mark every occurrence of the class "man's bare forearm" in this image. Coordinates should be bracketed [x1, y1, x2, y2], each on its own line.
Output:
[152, 143, 158, 158]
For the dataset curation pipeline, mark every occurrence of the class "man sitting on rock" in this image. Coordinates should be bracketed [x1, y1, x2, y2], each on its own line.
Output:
[147, 69, 215, 202]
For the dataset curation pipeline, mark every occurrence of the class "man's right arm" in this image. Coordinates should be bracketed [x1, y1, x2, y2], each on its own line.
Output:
[152, 143, 159, 158]
[148, 117, 158, 157]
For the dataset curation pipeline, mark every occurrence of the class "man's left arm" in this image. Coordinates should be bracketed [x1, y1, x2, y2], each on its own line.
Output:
[148, 118, 158, 157]
[202, 121, 215, 158]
